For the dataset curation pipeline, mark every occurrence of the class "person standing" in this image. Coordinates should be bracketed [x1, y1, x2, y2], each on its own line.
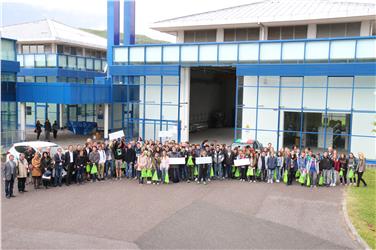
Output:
[53, 148, 65, 187]
[4, 155, 17, 199]
[347, 153, 357, 185]
[16, 153, 29, 193]
[41, 152, 53, 189]
[64, 145, 76, 186]
[258, 151, 267, 182]
[125, 143, 136, 179]
[44, 119, 52, 142]
[35, 120, 42, 140]
[198, 150, 209, 185]
[75, 150, 86, 184]
[320, 152, 332, 187]
[308, 154, 318, 187]
[224, 146, 234, 179]
[160, 150, 170, 184]
[339, 153, 348, 185]
[98, 144, 106, 180]
[267, 152, 277, 184]
[113, 142, 124, 180]
[213, 145, 224, 180]
[52, 120, 59, 139]
[31, 153, 42, 189]
[89, 146, 100, 182]
[356, 153, 367, 187]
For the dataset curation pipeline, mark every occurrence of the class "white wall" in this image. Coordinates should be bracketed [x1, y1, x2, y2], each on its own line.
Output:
[180, 67, 190, 142]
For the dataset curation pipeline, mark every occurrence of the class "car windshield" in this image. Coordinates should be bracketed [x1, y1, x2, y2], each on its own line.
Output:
[44, 146, 61, 156]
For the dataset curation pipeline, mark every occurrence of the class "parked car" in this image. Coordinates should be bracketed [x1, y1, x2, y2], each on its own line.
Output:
[231, 140, 263, 151]
[7, 141, 64, 160]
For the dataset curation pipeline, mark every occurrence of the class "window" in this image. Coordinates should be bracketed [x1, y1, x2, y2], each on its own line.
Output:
[37, 45, 44, 53]
[1, 39, 16, 60]
[22, 45, 30, 54]
[44, 44, 52, 53]
[57, 45, 64, 54]
[184, 30, 216, 42]
[35, 76, 47, 83]
[267, 25, 307, 40]
[29, 45, 37, 53]
[26, 107, 32, 116]
[224, 28, 260, 41]
[317, 22, 360, 38]
[24, 76, 34, 82]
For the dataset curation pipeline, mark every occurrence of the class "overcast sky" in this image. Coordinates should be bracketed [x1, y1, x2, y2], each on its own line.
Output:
[2, 0, 375, 42]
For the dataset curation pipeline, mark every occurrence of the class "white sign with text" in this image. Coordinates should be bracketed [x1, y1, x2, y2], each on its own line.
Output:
[195, 157, 213, 165]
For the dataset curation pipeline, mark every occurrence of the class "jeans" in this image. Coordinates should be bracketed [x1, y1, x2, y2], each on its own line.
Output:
[331, 169, 337, 185]
[206, 164, 212, 179]
[54, 165, 63, 186]
[76, 167, 84, 184]
[173, 167, 180, 182]
[275, 166, 280, 181]
[357, 172, 367, 187]
[268, 169, 275, 181]
[179, 165, 187, 181]
[17, 177, 26, 192]
[137, 170, 143, 184]
[105, 160, 114, 178]
[161, 168, 168, 183]
[126, 162, 134, 178]
[214, 163, 223, 179]
[323, 169, 331, 186]
[5, 177, 14, 197]
[225, 164, 232, 179]
[309, 171, 317, 186]
[340, 168, 347, 184]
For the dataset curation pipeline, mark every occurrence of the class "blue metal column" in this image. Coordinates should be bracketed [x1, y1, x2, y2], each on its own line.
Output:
[107, 0, 120, 67]
[124, 0, 136, 45]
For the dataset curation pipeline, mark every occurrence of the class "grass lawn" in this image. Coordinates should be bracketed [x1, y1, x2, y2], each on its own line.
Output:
[346, 168, 376, 249]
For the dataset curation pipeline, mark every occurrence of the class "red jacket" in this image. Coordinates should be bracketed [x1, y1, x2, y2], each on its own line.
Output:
[333, 159, 341, 171]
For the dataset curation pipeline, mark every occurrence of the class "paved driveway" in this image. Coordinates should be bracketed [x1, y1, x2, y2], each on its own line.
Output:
[2, 180, 360, 249]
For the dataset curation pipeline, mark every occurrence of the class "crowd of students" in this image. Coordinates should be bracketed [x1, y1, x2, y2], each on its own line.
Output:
[3, 138, 368, 199]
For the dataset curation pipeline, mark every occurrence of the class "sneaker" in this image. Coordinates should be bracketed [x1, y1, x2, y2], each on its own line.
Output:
[197, 181, 200, 184]
[276, 180, 280, 183]
[253, 180, 256, 183]
[187, 180, 190, 183]
[203, 181, 207, 185]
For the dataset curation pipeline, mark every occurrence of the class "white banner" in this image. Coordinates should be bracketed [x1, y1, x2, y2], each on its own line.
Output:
[195, 157, 212, 165]
[169, 157, 186, 165]
[234, 158, 250, 167]
[109, 130, 125, 140]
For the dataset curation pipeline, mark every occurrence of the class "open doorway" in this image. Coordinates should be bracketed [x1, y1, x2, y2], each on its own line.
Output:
[189, 67, 236, 144]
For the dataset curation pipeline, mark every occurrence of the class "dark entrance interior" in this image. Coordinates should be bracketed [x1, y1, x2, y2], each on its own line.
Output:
[189, 67, 236, 144]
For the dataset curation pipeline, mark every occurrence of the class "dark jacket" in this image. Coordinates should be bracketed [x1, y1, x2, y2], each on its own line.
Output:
[319, 157, 331, 171]
[224, 150, 234, 165]
[45, 121, 52, 132]
[124, 148, 136, 163]
[53, 153, 65, 167]
[64, 151, 76, 166]
[75, 155, 86, 167]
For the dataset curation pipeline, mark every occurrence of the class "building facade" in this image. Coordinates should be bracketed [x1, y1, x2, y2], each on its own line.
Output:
[1, 19, 123, 134]
[107, 0, 376, 159]
[1, 37, 20, 147]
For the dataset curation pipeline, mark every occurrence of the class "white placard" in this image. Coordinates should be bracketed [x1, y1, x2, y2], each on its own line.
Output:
[109, 130, 125, 140]
[195, 157, 213, 165]
[234, 158, 250, 167]
[169, 157, 186, 165]
[158, 130, 173, 138]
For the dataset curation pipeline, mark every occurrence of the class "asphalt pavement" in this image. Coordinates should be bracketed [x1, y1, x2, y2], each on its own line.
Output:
[2, 179, 360, 249]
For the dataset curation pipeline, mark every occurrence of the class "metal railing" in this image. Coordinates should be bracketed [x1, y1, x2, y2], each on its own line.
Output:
[17, 53, 107, 72]
[113, 36, 376, 65]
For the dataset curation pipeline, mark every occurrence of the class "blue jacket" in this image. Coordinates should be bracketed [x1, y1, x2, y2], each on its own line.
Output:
[267, 156, 277, 170]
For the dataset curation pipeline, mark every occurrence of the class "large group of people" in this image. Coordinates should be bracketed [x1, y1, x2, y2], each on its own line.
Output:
[3, 138, 368, 199]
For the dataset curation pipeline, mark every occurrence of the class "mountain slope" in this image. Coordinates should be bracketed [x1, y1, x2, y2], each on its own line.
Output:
[81, 28, 170, 44]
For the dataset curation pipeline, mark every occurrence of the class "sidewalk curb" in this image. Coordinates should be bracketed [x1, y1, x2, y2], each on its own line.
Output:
[342, 191, 371, 250]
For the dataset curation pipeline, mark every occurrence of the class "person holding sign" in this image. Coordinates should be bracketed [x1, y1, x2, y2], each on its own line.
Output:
[198, 150, 209, 185]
